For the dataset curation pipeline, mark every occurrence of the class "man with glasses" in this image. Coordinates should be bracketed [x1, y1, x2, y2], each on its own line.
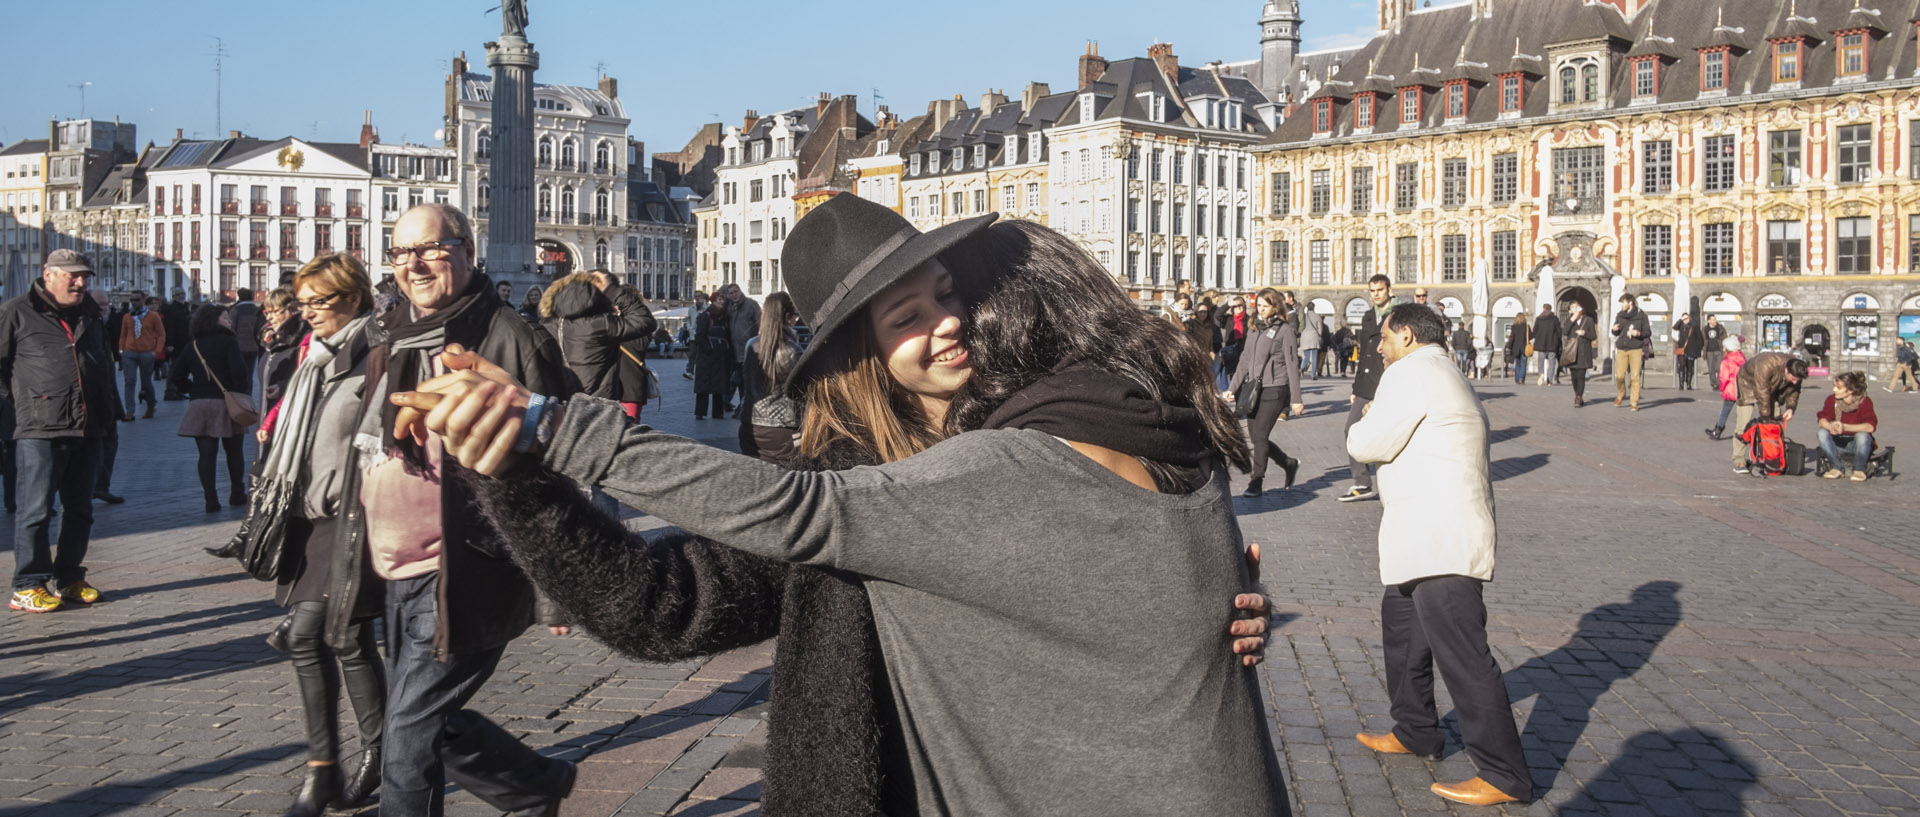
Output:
[0, 250, 117, 613]
[363, 204, 576, 816]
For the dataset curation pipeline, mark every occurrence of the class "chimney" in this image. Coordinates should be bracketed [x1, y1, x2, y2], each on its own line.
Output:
[359, 111, 376, 150]
[979, 88, 1008, 111]
[877, 104, 894, 129]
[1079, 41, 1109, 90]
[1149, 42, 1179, 82]
[817, 91, 832, 119]
[175, 128, 183, 143]
[452, 51, 467, 77]
[1022, 81, 1052, 113]
[229, 130, 242, 140]
[838, 94, 861, 130]
[742, 110, 760, 132]
[599, 74, 619, 100]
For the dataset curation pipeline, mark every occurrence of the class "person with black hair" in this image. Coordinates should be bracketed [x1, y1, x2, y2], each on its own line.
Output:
[170, 303, 250, 512]
[1340, 274, 1394, 502]
[1227, 288, 1302, 496]
[1731, 351, 1808, 474]
[1347, 302, 1530, 808]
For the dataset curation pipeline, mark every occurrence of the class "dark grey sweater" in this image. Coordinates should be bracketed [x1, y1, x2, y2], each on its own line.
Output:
[543, 396, 1289, 816]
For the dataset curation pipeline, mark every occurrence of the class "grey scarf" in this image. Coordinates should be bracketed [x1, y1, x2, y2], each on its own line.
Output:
[265, 316, 370, 488]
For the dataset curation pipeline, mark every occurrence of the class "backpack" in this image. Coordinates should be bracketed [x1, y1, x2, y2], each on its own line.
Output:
[1740, 419, 1789, 476]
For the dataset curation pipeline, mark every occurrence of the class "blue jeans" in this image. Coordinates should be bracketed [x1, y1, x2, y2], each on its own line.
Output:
[1714, 399, 1735, 432]
[121, 351, 156, 413]
[1818, 429, 1875, 473]
[1513, 354, 1529, 384]
[1454, 350, 1471, 373]
[12, 437, 100, 591]
[383, 574, 568, 816]
[1300, 348, 1320, 378]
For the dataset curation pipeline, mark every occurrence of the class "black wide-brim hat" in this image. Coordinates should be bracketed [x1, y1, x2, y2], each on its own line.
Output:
[779, 194, 996, 393]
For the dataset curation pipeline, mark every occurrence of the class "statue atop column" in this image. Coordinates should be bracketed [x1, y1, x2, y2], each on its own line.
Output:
[501, 0, 528, 38]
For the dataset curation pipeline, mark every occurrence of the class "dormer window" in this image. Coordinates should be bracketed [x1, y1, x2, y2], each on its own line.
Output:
[1080, 94, 1098, 123]
[927, 152, 939, 173]
[1226, 102, 1242, 130]
[1354, 93, 1376, 130]
[1632, 57, 1659, 99]
[1444, 81, 1468, 120]
[1498, 74, 1523, 113]
[952, 148, 965, 171]
[1312, 99, 1332, 134]
[1399, 87, 1420, 125]
[1029, 134, 1043, 164]
[1557, 58, 1602, 104]
[1836, 30, 1868, 77]
[1773, 39, 1803, 83]
[1700, 48, 1730, 91]
[911, 153, 923, 175]
[1005, 135, 1019, 164]
[973, 145, 986, 168]
[1137, 93, 1167, 122]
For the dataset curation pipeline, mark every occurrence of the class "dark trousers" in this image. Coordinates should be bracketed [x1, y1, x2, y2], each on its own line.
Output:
[1246, 386, 1294, 482]
[12, 437, 100, 591]
[1381, 576, 1532, 800]
[1676, 355, 1695, 390]
[96, 422, 118, 494]
[194, 435, 246, 498]
[1345, 398, 1372, 489]
[288, 600, 386, 763]
[2, 439, 14, 512]
[383, 574, 569, 816]
[1570, 367, 1589, 400]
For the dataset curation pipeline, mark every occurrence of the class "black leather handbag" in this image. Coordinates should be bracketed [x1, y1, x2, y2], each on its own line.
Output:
[1232, 377, 1263, 419]
[223, 476, 298, 581]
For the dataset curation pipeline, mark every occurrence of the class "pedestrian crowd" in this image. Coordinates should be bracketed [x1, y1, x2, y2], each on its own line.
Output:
[0, 196, 1904, 816]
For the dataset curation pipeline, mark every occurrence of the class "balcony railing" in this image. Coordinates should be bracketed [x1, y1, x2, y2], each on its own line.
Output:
[251, 201, 269, 215]
[219, 244, 239, 259]
[538, 210, 554, 223]
[249, 246, 268, 260]
[474, 206, 489, 217]
[1548, 195, 1604, 217]
[560, 160, 576, 172]
[346, 204, 365, 219]
[220, 201, 239, 214]
[315, 204, 334, 218]
[537, 158, 552, 169]
[281, 203, 300, 217]
[383, 208, 399, 222]
[594, 163, 612, 175]
[279, 247, 300, 261]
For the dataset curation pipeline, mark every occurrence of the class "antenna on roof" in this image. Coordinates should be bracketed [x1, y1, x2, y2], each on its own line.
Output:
[594, 60, 608, 78]
[68, 82, 92, 119]
[209, 36, 229, 136]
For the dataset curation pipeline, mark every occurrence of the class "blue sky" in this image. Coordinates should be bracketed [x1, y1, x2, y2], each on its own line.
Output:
[4, 0, 1382, 161]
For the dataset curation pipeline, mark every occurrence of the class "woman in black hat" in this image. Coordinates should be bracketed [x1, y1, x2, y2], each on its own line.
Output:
[395, 199, 1288, 816]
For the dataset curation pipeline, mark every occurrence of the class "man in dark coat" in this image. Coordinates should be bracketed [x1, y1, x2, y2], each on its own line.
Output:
[1504, 318, 1531, 384]
[1532, 304, 1562, 386]
[1611, 293, 1653, 410]
[228, 287, 264, 390]
[1341, 274, 1394, 502]
[159, 290, 192, 399]
[366, 204, 576, 816]
[0, 250, 117, 613]
[538, 270, 655, 401]
[1702, 315, 1727, 389]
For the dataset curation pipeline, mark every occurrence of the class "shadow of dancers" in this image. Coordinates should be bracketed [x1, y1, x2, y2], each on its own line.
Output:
[1554, 728, 1757, 815]
[1506, 581, 1682, 794]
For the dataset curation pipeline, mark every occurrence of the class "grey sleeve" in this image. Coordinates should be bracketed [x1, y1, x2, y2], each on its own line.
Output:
[542, 396, 1001, 586]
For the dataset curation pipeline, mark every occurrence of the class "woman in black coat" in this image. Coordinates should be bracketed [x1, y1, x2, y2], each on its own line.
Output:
[170, 304, 249, 511]
[693, 301, 734, 419]
[538, 272, 655, 403]
[1561, 301, 1598, 407]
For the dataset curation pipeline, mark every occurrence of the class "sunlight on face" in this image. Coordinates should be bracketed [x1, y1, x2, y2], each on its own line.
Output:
[867, 259, 970, 417]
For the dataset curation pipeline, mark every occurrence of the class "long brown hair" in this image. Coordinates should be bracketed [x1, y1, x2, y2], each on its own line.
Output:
[796, 319, 947, 464]
[755, 291, 799, 387]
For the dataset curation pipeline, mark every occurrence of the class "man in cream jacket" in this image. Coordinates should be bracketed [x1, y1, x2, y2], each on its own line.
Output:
[1346, 302, 1532, 807]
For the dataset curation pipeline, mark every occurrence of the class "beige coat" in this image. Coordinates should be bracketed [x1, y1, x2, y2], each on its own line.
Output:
[1346, 344, 1496, 585]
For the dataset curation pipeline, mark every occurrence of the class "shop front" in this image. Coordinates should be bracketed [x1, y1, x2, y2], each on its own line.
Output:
[1756, 293, 1795, 353]
[1838, 292, 1882, 363]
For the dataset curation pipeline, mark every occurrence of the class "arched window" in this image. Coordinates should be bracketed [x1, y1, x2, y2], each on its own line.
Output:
[595, 239, 609, 269]
[537, 136, 553, 167]
[594, 142, 611, 173]
[1581, 63, 1600, 101]
[477, 175, 490, 214]
[561, 139, 577, 171]
[594, 190, 610, 222]
[1559, 66, 1577, 103]
[561, 186, 577, 220]
[476, 129, 492, 160]
[537, 184, 552, 220]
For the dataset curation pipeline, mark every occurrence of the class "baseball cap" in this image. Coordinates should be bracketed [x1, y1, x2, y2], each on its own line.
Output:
[44, 249, 94, 275]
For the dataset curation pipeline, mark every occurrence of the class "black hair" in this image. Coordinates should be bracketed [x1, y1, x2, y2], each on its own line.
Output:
[948, 220, 1251, 479]
[189, 303, 229, 338]
[1786, 358, 1810, 379]
[237, 287, 253, 301]
[1383, 302, 1447, 346]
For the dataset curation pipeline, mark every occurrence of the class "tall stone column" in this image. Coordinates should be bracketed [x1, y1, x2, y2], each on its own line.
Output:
[484, 34, 539, 289]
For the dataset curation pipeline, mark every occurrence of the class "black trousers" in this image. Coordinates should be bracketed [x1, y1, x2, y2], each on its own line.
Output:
[1245, 386, 1293, 482]
[1381, 576, 1531, 800]
[1570, 367, 1588, 399]
[287, 600, 385, 763]
[1345, 398, 1372, 489]
[1676, 355, 1695, 390]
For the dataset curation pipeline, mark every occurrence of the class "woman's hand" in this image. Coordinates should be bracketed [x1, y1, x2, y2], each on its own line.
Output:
[1289, 402, 1305, 418]
[390, 345, 534, 475]
[1231, 543, 1271, 667]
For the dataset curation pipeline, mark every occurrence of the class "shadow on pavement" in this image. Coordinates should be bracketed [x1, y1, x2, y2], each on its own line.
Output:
[669, 786, 762, 816]
[0, 630, 282, 717]
[1634, 396, 1696, 410]
[1491, 454, 1551, 482]
[1505, 581, 1682, 794]
[1553, 728, 1756, 815]
[1489, 425, 1530, 444]
[0, 742, 304, 816]
[0, 596, 277, 661]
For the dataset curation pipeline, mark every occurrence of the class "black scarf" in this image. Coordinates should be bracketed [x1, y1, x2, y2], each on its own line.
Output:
[980, 361, 1213, 469]
[364, 273, 501, 466]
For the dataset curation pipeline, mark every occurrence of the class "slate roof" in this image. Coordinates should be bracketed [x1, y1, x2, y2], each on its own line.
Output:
[902, 92, 1077, 181]
[148, 137, 368, 173]
[0, 139, 50, 157]
[1264, 0, 1920, 148]
[627, 179, 686, 226]
[81, 161, 143, 208]
[454, 72, 628, 120]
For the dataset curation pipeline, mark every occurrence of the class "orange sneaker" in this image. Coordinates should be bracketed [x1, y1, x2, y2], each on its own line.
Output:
[10, 588, 62, 613]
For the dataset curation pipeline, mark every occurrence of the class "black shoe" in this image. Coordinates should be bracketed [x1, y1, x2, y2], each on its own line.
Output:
[93, 490, 125, 504]
[205, 492, 221, 513]
[229, 490, 247, 508]
[335, 745, 381, 809]
[505, 759, 576, 817]
[264, 613, 293, 653]
[143, 402, 156, 419]
[1241, 478, 1263, 498]
[281, 763, 341, 817]
[1704, 427, 1722, 441]
[1282, 458, 1300, 489]
[205, 540, 243, 559]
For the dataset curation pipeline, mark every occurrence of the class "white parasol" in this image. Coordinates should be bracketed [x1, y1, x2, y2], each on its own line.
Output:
[1671, 271, 1692, 323]
[1533, 264, 1556, 315]
[1471, 259, 1491, 347]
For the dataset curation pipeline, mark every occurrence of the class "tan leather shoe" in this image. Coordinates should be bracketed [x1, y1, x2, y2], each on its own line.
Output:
[1430, 777, 1523, 806]
[1356, 731, 1414, 754]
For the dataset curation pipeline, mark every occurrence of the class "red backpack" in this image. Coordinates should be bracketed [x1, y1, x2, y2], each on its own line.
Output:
[1740, 420, 1788, 476]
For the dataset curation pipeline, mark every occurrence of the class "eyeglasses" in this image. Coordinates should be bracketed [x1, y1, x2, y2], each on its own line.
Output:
[296, 292, 344, 311]
[385, 238, 465, 265]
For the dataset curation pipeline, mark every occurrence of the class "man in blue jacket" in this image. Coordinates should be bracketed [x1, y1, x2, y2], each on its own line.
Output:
[0, 250, 117, 613]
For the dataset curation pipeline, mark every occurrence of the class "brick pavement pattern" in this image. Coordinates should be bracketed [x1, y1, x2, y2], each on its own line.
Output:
[1, 358, 1916, 816]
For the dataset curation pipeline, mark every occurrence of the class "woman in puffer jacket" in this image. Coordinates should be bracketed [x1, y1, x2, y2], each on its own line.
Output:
[538, 271, 656, 402]
[1705, 335, 1747, 441]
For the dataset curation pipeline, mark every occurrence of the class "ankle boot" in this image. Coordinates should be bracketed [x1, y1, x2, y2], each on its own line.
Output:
[336, 745, 381, 809]
[281, 763, 340, 817]
[264, 613, 294, 654]
[204, 491, 221, 513]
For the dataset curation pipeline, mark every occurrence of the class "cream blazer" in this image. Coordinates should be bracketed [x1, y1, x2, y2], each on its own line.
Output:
[1345, 344, 1496, 585]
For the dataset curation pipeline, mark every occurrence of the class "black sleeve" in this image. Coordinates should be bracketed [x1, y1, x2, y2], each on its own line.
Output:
[464, 469, 789, 661]
[170, 341, 196, 393]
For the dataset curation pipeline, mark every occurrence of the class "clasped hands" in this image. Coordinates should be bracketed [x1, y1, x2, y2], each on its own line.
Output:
[389, 344, 532, 476]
